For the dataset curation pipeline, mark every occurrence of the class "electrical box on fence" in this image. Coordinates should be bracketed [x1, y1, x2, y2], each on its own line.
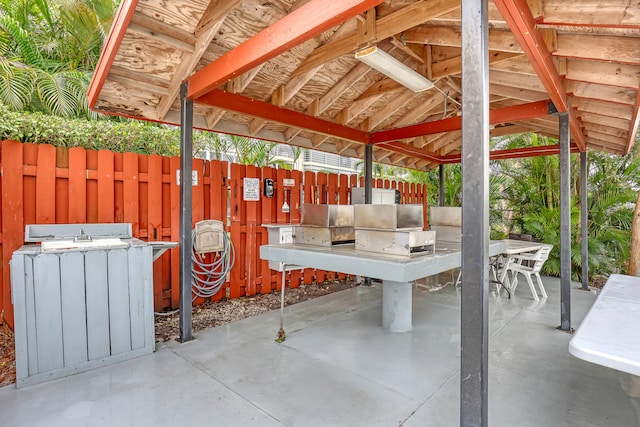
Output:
[195, 220, 225, 253]
[264, 178, 275, 198]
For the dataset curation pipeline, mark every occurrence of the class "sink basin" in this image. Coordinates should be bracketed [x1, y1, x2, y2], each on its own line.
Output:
[40, 238, 129, 252]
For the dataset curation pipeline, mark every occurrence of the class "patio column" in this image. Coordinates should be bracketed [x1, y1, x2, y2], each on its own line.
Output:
[439, 164, 445, 206]
[363, 144, 373, 286]
[179, 82, 194, 342]
[559, 112, 572, 331]
[461, 0, 490, 425]
[580, 151, 589, 290]
[364, 144, 373, 203]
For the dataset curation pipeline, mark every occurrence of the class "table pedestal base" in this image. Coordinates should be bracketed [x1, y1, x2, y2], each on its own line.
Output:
[382, 280, 412, 332]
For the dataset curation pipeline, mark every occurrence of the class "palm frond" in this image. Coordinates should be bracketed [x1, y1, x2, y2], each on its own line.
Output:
[0, 58, 36, 110]
[35, 70, 82, 116]
[0, 15, 45, 68]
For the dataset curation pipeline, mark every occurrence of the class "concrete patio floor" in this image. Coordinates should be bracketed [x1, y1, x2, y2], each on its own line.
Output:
[1, 272, 639, 426]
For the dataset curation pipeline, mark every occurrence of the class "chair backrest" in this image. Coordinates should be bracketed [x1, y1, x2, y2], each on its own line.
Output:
[531, 244, 553, 272]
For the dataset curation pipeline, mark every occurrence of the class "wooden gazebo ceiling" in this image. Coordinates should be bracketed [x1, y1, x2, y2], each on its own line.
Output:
[88, 0, 640, 170]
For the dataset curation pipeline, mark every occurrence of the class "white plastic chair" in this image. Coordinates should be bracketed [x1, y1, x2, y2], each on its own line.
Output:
[503, 244, 553, 301]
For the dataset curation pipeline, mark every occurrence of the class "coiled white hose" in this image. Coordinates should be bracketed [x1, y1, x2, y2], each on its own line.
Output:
[191, 228, 235, 300]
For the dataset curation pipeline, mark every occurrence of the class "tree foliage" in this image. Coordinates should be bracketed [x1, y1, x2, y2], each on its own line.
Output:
[492, 133, 640, 280]
[0, 0, 117, 118]
[0, 104, 226, 155]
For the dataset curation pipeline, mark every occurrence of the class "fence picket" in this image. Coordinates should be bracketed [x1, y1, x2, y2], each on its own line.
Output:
[229, 163, 244, 298]
[68, 147, 87, 224]
[55, 147, 69, 224]
[147, 155, 164, 309]
[261, 167, 276, 293]
[302, 171, 316, 285]
[1, 140, 24, 328]
[245, 165, 260, 296]
[169, 157, 181, 307]
[97, 150, 115, 223]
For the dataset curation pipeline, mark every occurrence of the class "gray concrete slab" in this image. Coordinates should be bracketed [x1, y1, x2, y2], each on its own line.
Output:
[1, 273, 639, 426]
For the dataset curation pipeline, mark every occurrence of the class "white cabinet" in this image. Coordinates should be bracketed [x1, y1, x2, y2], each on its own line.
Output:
[262, 224, 302, 272]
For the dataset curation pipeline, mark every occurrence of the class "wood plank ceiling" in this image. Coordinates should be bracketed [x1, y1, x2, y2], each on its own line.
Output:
[88, 0, 640, 170]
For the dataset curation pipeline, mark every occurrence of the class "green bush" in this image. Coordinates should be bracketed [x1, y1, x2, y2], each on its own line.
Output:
[0, 105, 215, 156]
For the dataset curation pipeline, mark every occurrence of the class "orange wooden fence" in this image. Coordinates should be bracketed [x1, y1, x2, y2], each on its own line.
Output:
[0, 140, 427, 329]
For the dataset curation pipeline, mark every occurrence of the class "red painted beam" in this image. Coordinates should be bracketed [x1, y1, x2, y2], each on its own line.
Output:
[87, 0, 138, 109]
[376, 142, 441, 163]
[439, 144, 580, 164]
[370, 100, 552, 144]
[196, 89, 369, 144]
[625, 90, 640, 154]
[187, 0, 384, 99]
[493, 0, 586, 151]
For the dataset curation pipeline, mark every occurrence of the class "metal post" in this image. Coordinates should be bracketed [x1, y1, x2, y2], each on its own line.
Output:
[439, 164, 445, 206]
[179, 82, 194, 342]
[364, 144, 373, 203]
[363, 144, 373, 286]
[559, 112, 572, 331]
[580, 151, 589, 290]
[460, 0, 490, 425]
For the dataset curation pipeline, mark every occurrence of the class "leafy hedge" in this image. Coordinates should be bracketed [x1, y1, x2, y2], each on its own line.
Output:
[0, 105, 211, 156]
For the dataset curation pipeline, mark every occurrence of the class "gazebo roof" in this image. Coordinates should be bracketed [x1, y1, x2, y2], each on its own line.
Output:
[88, 0, 640, 169]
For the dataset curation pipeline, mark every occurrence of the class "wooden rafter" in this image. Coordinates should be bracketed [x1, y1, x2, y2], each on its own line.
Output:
[432, 51, 522, 79]
[540, 0, 640, 28]
[188, 0, 386, 99]
[568, 81, 638, 106]
[156, 0, 242, 120]
[565, 60, 640, 89]
[366, 88, 414, 130]
[493, 0, 586, 150]
[391, 91, 443, 128]
[403, 27, 523, 53]
[249, 17, 359, 136]
[291, 0, 460, 77]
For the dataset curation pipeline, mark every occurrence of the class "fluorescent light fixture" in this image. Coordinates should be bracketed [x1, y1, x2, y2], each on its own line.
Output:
[355, 46, 434, 93]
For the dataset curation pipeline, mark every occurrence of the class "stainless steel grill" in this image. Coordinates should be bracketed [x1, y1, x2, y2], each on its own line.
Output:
[294, 204, 355, 246]
[354, 204, 435, 257]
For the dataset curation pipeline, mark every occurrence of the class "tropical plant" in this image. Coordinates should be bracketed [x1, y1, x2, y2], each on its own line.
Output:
[355, 161, 407, 180]
[0, 103, 182, 154]
[216, 134, 291, 168]
[495, 133, 640, 280]
[0, 0, 117, 118]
